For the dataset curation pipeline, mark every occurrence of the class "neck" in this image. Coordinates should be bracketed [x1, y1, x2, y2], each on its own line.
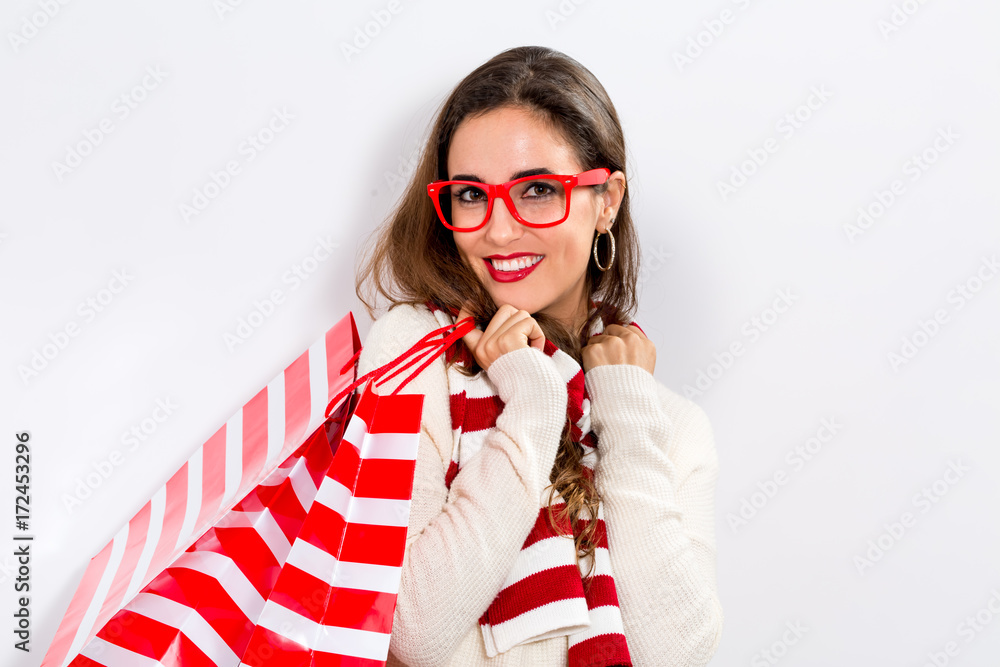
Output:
[544, 298, 587, 337]
[559, 297, 600, 341]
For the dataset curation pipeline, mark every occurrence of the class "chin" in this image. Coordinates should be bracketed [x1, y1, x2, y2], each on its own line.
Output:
[485, 287, 541, 314]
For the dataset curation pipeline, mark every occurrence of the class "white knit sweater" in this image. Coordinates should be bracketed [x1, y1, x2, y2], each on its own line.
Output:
[356, 303, 723, 666]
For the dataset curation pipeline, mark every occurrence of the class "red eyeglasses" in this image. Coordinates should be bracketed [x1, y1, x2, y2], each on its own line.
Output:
[427, 168, 610, 232]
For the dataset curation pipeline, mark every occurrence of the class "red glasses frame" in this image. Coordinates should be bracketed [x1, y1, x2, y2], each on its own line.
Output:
[426, 167, 611, 232]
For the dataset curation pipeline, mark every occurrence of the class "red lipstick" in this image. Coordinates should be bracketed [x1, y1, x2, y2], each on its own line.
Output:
[487, 252, 540, 260]
[483, 255, 544, 283]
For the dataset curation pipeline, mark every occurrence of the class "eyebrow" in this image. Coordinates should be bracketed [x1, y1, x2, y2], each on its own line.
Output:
[449, 167, 556, 182]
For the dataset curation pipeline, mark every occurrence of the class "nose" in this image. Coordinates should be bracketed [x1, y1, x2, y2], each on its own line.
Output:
[483, 196, 524, 245]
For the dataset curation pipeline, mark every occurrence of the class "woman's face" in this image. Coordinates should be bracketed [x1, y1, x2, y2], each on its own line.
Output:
[447, 106, 620, 329]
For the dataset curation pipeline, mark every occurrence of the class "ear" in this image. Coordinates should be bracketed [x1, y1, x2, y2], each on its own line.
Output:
[597, 170, 626, 233]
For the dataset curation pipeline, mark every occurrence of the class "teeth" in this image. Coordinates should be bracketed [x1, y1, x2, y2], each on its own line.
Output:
[491, 255, 541, 272]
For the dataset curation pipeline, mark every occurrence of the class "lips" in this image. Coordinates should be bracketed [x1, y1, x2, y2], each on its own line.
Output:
[483, 255, 544, 283]
[487, 252, 539, 260]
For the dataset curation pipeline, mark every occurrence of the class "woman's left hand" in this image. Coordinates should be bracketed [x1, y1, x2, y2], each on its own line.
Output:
[582, 324, 656, 375]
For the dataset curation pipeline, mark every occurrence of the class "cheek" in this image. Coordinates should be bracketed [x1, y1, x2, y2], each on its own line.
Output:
[452, 234, 470, 260]
[571, 238, 593, 269]
[560, 223, 596, 266]
[453, 236, 483, 272]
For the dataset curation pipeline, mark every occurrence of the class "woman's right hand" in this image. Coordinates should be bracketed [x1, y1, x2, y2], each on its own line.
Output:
[457, 304, 545, 371]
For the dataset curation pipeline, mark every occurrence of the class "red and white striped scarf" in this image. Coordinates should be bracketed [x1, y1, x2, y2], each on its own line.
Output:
[425, 301, 633, 667]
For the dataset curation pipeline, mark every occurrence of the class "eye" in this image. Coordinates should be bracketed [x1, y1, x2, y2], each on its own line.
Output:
[454, 185, 486, 203]
[523, 182, 555, 197]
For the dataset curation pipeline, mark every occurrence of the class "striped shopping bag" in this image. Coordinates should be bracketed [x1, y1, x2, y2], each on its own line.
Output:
[43, 311, 474, 667]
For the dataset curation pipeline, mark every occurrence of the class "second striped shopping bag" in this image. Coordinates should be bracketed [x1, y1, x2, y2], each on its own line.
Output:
[43, 311, 474, 667]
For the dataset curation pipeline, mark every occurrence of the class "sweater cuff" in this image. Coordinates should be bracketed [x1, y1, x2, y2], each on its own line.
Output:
[486, 346, 567, 414]
[584, 364, 672, 441]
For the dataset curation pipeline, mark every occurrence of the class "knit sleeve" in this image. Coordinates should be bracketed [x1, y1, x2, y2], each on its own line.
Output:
[356, 304, 568, 666]
[584, 363, 724, 667]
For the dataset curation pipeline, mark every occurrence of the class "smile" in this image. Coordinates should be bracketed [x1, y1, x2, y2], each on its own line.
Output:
[489, 255, 543, 272]
[483, 254, 544, 283]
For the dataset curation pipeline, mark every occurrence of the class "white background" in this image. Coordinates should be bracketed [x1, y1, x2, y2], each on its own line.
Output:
[2, 1, 998, 666]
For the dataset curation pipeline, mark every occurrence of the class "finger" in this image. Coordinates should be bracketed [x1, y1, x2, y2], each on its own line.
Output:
[625, 323, 647, 337]
[484, 310, 528, 355]
[480, 304, 519, 341]
[490, 308, 529, 338]
[456, 305, 476, 327]
[492, 310, 544, 352]
[506, 310, 545, 350]
[492, 309, 535, 343]
[604, 323, 639, 338]
[526, 317, 545, 350]
[457, 306, 482, 350]
[456, 306, 471, 328]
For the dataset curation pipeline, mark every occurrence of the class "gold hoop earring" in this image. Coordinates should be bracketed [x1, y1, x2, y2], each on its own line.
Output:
[592, 223, 616, 272]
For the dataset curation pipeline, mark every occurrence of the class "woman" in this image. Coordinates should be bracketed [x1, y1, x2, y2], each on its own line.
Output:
[355, 45, 722, 666]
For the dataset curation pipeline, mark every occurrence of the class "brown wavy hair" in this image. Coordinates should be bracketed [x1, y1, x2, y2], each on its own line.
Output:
[355, 45, 639, 580]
